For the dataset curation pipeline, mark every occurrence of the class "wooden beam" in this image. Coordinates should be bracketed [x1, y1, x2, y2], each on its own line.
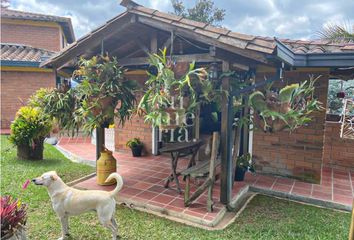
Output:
[137, 16, 268, 64]
[220, 61, 233, 205]
[119, 53, 221, 66]
[48, 14, 134, 69]
[150, 31, 158, 53]
[162, 33, 175, 49]
[135, 38, 150, 55]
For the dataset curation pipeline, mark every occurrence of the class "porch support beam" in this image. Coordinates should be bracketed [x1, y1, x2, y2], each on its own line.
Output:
[137, 16, 268, 64]
[220, 61, 233, 205]
[119, 53, 221, 66]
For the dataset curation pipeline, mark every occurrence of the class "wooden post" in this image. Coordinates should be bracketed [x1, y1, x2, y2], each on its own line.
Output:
[96, 127, 105, 160]
[220, 61, 233, 204]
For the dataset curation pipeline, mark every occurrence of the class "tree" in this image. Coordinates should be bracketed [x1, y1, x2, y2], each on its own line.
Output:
[318, 23, 354, 43]
[1, 0, 10, 8]
[171, 0, 225, 26]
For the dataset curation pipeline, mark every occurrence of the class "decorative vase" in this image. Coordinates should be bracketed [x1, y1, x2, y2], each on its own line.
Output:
[131, 145, 143, 157]
[96, 149, 117, 186]
[235, 167, 246, 181]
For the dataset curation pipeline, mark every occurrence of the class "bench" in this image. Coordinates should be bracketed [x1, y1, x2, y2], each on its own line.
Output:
[181, 132, 220, 212]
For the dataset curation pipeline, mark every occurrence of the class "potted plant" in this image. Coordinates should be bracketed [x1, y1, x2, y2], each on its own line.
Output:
[9, 106, 52, 160]
[249, 76, 323, 132]
[72, 55, 137, 132]
[138, 48, 222, 129]
[1, 196, 27, 240]
[235, 153, 254, 181]
[126, 138, 144, 157]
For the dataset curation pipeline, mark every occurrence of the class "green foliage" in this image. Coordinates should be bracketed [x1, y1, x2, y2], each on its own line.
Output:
[73, 55, 137, 132]
[236, 153, 254, 172]
[126, 138, 143, 148]
[249, 77, 323, 132]
[138, 48, 223, 128]
[171, 0, 225, 26]
[0, 136, 351, 239]
[318, 22, 354, 43]
[327, 79, 354, 115]
[9, 106, 52, 147]
[34, 55, 137, 135]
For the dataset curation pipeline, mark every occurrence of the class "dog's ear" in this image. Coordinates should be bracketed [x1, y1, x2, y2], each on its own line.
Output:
[50, 174, 58, 181]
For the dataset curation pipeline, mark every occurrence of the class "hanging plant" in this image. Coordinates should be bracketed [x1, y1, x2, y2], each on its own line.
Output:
[249, 76, 323, 132]
[138, 48, 224, 129]
[73, 55, 137, 132]
[32, 55, 137, 135]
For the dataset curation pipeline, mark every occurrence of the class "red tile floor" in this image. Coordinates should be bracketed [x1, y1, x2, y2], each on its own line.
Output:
[57, 137, 353, 227]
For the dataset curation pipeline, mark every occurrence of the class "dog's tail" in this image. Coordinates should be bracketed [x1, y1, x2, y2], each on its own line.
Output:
[105, 173, 124, 198]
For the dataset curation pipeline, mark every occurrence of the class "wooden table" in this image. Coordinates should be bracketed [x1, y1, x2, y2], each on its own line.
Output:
[159, 140, 204, 193]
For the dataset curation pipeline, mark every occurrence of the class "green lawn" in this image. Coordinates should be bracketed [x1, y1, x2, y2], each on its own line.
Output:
[1, 135, 351, 240]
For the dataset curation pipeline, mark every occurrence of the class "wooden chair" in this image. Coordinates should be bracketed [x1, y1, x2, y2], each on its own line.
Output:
[181, 132, 220, 212]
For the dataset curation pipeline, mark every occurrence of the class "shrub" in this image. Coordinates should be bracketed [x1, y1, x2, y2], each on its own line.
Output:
[0, 196, 27, 238]
[9, 107, 52, 147]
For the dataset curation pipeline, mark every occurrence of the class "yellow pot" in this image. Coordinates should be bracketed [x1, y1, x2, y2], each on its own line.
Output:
[97, 149, 117, 186]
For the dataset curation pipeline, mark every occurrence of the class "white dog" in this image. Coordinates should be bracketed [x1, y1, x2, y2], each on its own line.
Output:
[32, 171, 123, 240]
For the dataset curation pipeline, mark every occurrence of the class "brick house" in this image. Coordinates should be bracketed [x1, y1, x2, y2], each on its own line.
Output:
[0, 8, 75, 129]
[42, 0, 354, 201]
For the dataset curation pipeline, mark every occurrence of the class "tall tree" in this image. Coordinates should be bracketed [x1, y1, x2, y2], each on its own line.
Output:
[171, 0, 225, 26]
[318, 23, 354, 43]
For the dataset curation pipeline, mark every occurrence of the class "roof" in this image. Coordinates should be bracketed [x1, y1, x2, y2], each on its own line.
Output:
[1, 43, 54, 67]
[1, 8, 75, 44]
[41, 0, 354, 69]
[121, 0, 353, 55]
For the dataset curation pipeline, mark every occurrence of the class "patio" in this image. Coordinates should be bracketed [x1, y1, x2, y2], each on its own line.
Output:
[57, 137, 353, 228]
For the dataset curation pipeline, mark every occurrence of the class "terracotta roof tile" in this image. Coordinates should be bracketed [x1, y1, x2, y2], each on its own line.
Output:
[153, 11, 182, 22]
[134, 6, 157, 15]
[218, 36, 248, 49]
[194, 28, 220, 39]
[1, 44, 53, 62]
[179, 18, 207, 28]
[204, 25, 230, 35]
[151, 16, 173, 24]
[227, 31, 255, 41]
[171, 21, 196, 30]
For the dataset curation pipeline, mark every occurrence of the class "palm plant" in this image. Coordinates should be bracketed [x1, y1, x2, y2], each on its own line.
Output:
[318, 23, 354, 43]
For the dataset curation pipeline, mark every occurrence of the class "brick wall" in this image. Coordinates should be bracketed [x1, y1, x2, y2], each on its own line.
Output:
[252, 70, 329, 183]
[1, 71, 56, 128]
[1, 23, 61, 51]
[114, 74, 153, 154]
[323, 121, 354, 170]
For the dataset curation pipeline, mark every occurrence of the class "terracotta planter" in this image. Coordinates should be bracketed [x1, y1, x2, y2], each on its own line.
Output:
[17, 138, 44, 160]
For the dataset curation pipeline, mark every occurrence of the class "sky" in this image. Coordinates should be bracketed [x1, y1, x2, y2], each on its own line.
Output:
[9, 0, 354, 41]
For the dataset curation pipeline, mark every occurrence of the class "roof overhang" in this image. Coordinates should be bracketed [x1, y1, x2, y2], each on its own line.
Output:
[1, 60, 40, 67]
[275, 38, 354, 68]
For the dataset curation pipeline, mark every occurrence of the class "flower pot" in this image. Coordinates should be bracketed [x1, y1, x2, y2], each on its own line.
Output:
[131, 145, 143, 157]
[3, 224, 27, 240]
[17, 138, 44, 160]
[235, 167, 246, 181]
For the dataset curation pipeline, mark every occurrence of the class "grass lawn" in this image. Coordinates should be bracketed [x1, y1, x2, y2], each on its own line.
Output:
[1, 135, 351, 240]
